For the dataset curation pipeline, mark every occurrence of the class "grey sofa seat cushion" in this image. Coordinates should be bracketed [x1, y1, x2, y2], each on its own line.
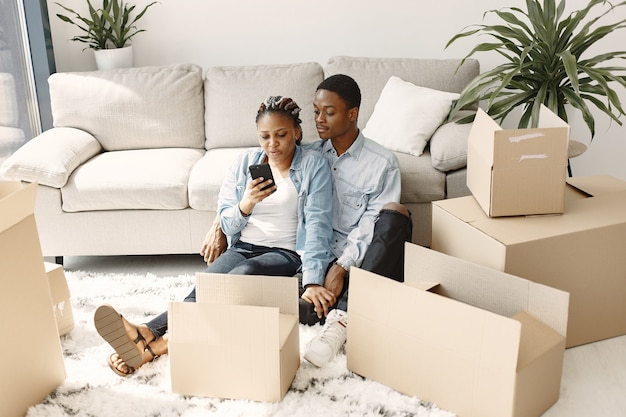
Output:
[204, 62, 324, 149]
[188, 147, 253, 211]
[61, 148, 205, 212]
[49, 64, 206, 151]
[395, 150, 446, 204]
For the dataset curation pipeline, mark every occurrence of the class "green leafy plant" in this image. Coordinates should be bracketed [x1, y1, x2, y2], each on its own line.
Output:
[101, 0, 157, 48]
[446, 0, 626, 139]
[55, 0, 157, 50]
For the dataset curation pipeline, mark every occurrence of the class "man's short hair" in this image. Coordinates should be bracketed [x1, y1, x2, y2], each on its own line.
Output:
[316, 74, 361, 110]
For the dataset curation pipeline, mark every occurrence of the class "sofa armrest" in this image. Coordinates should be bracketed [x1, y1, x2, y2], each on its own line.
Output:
[0, 127, 102, 188]
[429, 110, 474, 172]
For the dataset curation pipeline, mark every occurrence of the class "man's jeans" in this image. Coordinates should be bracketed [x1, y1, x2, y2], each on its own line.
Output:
[299, 208, 413, 325]
[144, 241, 301, 339]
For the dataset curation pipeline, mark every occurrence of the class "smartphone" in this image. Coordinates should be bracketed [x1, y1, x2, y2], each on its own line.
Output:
[248, 164, 275, 191]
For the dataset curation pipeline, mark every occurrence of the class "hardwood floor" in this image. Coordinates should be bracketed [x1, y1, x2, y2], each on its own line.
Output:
[57, 254, 626, 417]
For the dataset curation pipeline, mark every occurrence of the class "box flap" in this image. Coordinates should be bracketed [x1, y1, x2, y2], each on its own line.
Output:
[537, 104, 570, 129]
[169, 301, 282, 401]
[0, 181, 37, 234]
[467, 109, 502, 215]
[404, 281, 439, 291]
[513, 311, 565, 370]
[566, 174, 626, 197]
[195, 273, 298, 315]
[45, 262, 71, 302]
[404, 243, 568, 337]
[348, 267, 522, 417]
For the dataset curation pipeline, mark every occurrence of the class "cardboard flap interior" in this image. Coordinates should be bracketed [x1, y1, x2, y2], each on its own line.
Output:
[513, 311, 565, 370]
[538, 104, 570, 129]
[350, 268, 523, 373]
[195, 273, 298, 315]
[278, 313, 298, 347]
[404, 243, 568, 337]
[566, 174, 626, 198]
[169, 302, 279, 346]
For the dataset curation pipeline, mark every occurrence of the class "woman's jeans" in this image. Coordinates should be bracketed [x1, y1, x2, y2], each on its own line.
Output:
[144, 241, 301, 339]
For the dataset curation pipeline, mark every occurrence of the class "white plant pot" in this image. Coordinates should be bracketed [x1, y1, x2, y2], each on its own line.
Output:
[94, 45, 134, 70]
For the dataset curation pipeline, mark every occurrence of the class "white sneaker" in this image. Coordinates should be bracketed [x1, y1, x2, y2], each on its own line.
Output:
[304, 309, 348, 367]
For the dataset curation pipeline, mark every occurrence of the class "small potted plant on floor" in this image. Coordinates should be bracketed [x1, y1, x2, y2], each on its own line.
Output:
[55, 0, 157, 70]
[446, 0, 626, 140]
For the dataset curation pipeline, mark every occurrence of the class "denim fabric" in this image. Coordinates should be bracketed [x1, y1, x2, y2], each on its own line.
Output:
[305, 132, 401, 269]
[145, 241, 302, 339]
[218, 146, 334, 287]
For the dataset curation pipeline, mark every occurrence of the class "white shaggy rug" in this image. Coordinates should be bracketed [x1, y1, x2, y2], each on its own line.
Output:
[27, 270, 456, 417]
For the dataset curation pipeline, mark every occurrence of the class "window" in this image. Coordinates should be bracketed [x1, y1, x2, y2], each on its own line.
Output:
[0, 0, 55, 165]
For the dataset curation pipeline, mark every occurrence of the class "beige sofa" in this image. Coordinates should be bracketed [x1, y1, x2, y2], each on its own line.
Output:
[0, 56, 478, 260]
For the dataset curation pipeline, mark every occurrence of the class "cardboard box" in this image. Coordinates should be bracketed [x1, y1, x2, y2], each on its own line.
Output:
[0, 182, 65, 417]
[44, 262, 75, 336]
[467, 105, 569, 217]
[169, 273, 299, 402]
[347, 243, 568, 417]
[432, 174, 626, 347]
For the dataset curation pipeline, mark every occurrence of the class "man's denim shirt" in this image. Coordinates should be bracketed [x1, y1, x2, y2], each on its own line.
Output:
[218, 146, 334, 287]
[306, 132, 401, 269]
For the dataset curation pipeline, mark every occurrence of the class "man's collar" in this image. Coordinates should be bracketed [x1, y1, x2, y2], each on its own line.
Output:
[322, 131, 365, 158]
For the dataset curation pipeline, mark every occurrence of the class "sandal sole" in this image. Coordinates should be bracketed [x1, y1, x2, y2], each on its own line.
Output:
[94, 304, 143, 369]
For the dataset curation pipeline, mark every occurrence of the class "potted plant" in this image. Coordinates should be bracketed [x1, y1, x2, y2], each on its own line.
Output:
[55, 0, 157, 70]
[446, 0, 626, 140]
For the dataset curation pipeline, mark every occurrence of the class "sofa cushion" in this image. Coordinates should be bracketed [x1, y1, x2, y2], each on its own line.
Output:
[429, 110, 474, 172]
[0, 127, 102, 187]
[49, 64, 206, 151]
[325, 56, 480, 126]
[204, 62, 324, 149]
[61, 148, 205, 212]
[395, 150, 446, 204]
[363, 76, 459, 157]
[188, 148, 253, 211]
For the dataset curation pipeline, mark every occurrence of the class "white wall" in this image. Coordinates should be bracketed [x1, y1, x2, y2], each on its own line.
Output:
[47, 0, 626, 180]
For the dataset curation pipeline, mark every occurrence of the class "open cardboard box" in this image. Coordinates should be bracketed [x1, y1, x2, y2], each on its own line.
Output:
[168, 273, 299, 402]
[432, 174, 626, 347]
[45, 262, 75, 336]
[0, 182, 65, 417]
[347, 243, 569, 417]
[467, 104, 569, 217]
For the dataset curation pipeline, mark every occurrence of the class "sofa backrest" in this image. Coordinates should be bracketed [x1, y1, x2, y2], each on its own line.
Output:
[49, 63, 205, 151]
[204, 62, 324, 149]
[325, 56, 480, 127]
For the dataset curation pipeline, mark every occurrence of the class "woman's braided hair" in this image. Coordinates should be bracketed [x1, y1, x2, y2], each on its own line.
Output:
[256, 96, 303, 144]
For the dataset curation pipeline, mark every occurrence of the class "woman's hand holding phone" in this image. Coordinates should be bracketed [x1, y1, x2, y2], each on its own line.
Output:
[239, 164, 277, 216]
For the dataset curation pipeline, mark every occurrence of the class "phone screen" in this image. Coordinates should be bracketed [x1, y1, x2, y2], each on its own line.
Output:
[248, 164, 275, 191]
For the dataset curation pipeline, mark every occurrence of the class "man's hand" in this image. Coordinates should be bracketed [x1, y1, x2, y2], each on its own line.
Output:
[200, 217, 226, 264]
[324, 263, 347, 298]
[301, 285, 337, 319]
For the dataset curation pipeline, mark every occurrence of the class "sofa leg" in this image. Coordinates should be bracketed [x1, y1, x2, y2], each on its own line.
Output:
[55, 256, 64, 266]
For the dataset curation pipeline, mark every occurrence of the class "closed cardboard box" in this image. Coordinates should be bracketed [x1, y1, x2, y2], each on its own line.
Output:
[347, 243, 568, 417]
[45, 262, 74, 336]
[432, 175, 626, 347]
[0, 182, 66, 417]
[169, 273, 299, 402]
[467, 105, 569, 217]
